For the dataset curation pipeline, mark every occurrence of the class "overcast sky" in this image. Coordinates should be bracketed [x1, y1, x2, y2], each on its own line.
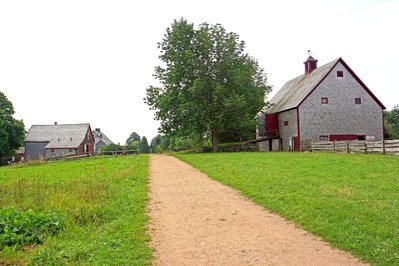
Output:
[1, 0, 398, 144]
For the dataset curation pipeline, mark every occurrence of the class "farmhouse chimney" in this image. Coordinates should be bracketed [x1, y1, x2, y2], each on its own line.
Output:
[54, 122, 58, 125]
[304, 56, 318, 75]
[95, 128, 101, 133]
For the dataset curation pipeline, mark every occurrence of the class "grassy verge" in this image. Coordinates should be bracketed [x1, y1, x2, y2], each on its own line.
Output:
[0, 156, 152, 265]
[176, 152, 399, 265]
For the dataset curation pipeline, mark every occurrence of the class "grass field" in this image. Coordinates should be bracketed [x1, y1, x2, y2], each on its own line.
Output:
[0, 156, 152, 265]
[176, 152, 399, 265]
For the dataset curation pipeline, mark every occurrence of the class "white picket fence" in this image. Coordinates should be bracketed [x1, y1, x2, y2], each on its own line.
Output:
[310, 140, 399, 155]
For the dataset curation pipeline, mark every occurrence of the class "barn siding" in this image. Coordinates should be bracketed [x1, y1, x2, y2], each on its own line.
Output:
[278, 109, 298, 151]
[25, 142, 48, 160]
[299, 62, 383, 144]
[45, 148, 76, 159]
[94, 140, 107, 152]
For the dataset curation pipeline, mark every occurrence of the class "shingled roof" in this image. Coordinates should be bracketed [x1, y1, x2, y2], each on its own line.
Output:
[268, 57, 385, 113]
[269, 59, 339, 113]
[24, 123, 91, 149]
[93, 129, 114, 146]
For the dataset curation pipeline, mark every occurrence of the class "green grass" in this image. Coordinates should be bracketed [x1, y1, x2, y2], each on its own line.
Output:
[0, 156, 152, 265]
[176, 152, 399, 265]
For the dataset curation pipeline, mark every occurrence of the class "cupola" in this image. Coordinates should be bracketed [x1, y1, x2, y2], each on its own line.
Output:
[304, 55, 318, 75]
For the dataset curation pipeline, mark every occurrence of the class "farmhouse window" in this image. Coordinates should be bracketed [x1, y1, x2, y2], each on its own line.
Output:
[284, 121, 288, 126]
[319, 135, 329, 141]
[337, 71, 343, 77]
[321, 97, 328, 104]
[355, 98, 362, 104]
[51, 148, 54, 152]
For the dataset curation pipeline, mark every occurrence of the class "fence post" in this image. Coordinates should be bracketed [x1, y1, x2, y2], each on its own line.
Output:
[333, 141, 336, 151]
[383, 140, 385, 154]
[346, 141, 350, 153]
[365, 141, 367, 154]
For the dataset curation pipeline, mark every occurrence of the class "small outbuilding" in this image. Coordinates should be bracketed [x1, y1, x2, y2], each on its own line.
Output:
[24, 123, 94, 160]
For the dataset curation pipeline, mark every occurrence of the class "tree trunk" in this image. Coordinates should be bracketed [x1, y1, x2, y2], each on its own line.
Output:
[197, 134, 204, 152]
[211, 129, 218, 152]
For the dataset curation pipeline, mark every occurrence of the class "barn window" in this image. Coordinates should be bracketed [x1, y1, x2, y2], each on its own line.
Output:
[321, 97, 328, 104]
[51, 148, 55, 152]
[319, 135, 329, 141]
[337, 71, 344, 77]
[284, 121, 288, 126]
[355, 98, 362, 104]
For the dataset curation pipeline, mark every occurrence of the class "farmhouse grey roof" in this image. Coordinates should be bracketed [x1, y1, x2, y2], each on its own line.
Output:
[93, 129, 113, 146]
[24, 123, 90, 149]
[269, 58, 339, 113]
[269, 57, 385, 113]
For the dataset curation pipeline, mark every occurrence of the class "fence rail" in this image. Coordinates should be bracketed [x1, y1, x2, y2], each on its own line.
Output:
[94, 150, 139, 156]
[310, 140, 399, 155]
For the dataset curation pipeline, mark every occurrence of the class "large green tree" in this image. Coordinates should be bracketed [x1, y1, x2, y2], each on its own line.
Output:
[384, 105, 399, 139]
[0, 91, 25, 161]
[145, 18, 271, 151]
[150, 134, 162, 153]
[139, 136, 150, 154]
[126, 131, 141, 151]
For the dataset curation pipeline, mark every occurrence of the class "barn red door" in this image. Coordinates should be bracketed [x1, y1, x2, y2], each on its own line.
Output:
[265, 113, 279, 137]
[329, 134, 358, 141]
[293, 136, 300, 151]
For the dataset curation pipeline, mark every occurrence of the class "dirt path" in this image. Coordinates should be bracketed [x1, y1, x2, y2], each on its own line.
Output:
[148, 155, 366, 265]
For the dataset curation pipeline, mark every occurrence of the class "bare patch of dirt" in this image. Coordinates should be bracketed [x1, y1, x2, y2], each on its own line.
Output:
[148, 155, 366, 265]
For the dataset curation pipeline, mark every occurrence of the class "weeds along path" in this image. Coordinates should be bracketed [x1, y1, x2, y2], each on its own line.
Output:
[148, 155, 366, 266]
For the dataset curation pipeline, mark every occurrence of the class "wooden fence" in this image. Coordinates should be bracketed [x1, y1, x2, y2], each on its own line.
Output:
[310, 140, 399, 155]
[94, 149, 138, 156]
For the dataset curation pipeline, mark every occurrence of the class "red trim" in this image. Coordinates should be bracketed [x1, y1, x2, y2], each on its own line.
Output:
[296, 108, 301, 151]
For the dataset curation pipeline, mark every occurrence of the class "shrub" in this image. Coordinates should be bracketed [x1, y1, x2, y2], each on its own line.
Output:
[0, 208, 65, 251]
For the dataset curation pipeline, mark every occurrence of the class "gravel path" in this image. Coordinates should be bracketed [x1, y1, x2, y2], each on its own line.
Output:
[148, 155, 366, 265]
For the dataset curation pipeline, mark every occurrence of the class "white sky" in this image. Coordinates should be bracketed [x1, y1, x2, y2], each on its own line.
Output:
[1, 0, 398, 144]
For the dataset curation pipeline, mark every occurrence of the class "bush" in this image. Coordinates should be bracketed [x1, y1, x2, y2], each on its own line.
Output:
[0, 208, 65, 251]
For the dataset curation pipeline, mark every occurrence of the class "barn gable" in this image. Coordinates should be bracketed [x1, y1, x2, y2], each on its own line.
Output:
[269, 57, 385, 114]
